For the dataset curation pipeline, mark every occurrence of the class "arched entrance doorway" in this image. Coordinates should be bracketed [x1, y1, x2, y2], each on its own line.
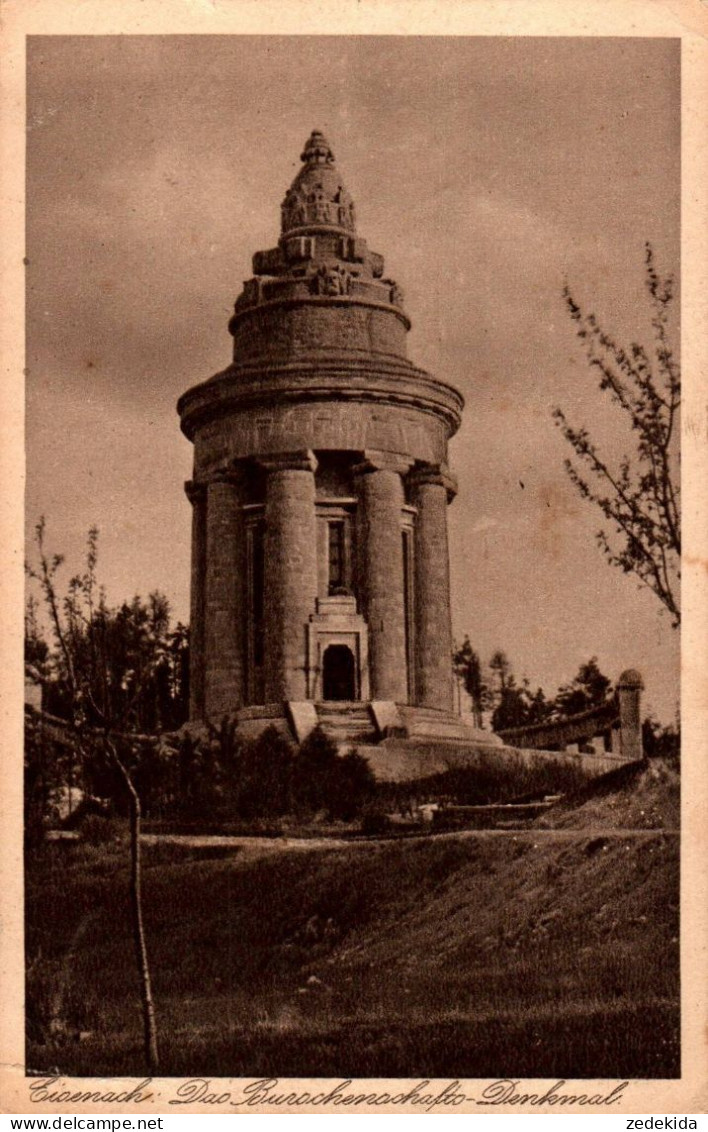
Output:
[322, 644, 356, 701]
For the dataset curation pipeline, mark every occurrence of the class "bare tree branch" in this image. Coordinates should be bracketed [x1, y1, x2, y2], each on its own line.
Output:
[26, 521, 160, 1072]
[555, 244, 680, 626]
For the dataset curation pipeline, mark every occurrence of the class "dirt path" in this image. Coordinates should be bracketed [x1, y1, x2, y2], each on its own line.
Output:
[442, 827, 679, 839]
[139, 826, 678, 854]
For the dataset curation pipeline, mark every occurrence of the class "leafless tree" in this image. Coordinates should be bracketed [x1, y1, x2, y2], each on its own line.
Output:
[26, 519, 159, 1073]
[554, 244, 680, 626]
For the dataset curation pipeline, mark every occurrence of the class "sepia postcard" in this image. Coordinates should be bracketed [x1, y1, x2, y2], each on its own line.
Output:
[1, 0, 707, 1117]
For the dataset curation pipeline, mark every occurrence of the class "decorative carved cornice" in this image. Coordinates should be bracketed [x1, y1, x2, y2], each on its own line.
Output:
[352, 450, 414, 478]
[228, 294, 411, 335]
[184, 479, 206, 504]
[256, 449, 318, 475]
[309, 264, 352, 297]
[409, 463, 459, 502]
[178, 362, 464, 442]
[186, 464, 249, 496]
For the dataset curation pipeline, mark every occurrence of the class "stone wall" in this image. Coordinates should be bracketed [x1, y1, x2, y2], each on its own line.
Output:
[230, 300, 409, 362]
[357, 738, 633, 785]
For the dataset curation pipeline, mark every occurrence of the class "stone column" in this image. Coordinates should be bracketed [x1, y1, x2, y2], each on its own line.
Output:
[203, 473, 245, 719]
[262, 451, 319, 702]
[185, 480, 206, 720]
[618, 669, 644, 761]
[355, 452, 410, 702]
[410, 465, 457, 711]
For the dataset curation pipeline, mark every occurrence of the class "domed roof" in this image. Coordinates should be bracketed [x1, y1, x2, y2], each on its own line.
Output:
[618, 668, 644, 688]
[281, 130, 356, 236]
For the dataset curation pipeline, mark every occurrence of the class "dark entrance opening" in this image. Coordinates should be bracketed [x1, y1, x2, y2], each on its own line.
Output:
[322, 645, 356, 701]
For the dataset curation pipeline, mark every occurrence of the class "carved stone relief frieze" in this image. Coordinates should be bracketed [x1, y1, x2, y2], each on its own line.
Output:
[194, 400, 446, 475]
[309, 263, 353, 296]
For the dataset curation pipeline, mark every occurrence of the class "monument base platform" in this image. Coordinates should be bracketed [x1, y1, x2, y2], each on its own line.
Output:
[206, 699, 504, 748]
[183, 700, 630, 784]
[351, 737, 631, 783]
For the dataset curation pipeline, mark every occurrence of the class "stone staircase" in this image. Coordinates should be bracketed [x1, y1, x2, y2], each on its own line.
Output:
[315, 701, 378, 747]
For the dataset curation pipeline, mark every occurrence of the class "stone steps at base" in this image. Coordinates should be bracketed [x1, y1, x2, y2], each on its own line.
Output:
[315, 702, 378, 746]
[317, 712, 372, 724]
[317, 713, 371, 724]
[320, 724, 375, 734]
[317, 711, 372, 721]
[316, 701, 370, 713]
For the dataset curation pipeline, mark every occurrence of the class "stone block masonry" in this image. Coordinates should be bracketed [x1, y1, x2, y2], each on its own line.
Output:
[178, 131, 483, 751]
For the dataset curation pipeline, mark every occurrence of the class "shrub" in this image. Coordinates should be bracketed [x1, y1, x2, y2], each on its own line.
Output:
[330, 750, 376, 820]
[294, 729, 375, 820]
[233, 727, 295, 819]
[377, 750, 589, 809]
[63, 795, 112, 831]
[80, 813, 127, 845]
[360, 811, 393, 836]
[294, 726, 338, 814]
[125, 722, 375, 826]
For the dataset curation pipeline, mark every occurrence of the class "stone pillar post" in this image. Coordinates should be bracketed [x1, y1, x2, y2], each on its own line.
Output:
[618, 669, 644, 761]
[262, 451, 319, 702]
[185, 480, 206, 720]
[410, 465, 457, 711]
[355, 452, 410, 702]
[204, 473, 245, 719]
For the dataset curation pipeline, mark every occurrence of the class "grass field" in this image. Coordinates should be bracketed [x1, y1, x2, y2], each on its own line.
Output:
[26, 760, 680, 1079]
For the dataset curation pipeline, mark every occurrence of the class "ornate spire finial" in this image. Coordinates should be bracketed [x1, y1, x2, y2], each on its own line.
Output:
[300, 130, 335, 166]
[281, 130, 355, 235]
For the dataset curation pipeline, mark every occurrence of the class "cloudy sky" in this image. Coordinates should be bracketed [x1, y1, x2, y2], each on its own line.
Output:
[26, 35, 680, 721]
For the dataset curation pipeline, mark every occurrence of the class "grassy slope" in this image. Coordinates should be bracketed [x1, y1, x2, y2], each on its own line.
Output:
[26, 761, 679, 1078]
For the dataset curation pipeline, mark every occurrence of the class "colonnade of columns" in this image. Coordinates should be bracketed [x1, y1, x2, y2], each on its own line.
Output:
[186, 449, 456, 720]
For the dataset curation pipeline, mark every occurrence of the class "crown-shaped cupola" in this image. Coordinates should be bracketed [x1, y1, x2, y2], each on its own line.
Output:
[227, 131, 412, 358]
[281, 131, 357, 236]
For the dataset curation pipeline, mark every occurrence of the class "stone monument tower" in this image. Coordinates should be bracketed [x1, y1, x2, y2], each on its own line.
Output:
[178, 131, 480, 748]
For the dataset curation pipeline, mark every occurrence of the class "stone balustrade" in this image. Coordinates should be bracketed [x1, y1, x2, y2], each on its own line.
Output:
[496, 669, 645, 761]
